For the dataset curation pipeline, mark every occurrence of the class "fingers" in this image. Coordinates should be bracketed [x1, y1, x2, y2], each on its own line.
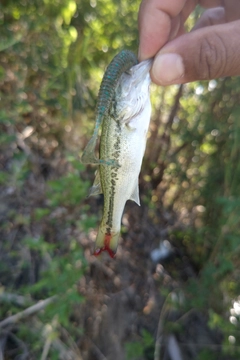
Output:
[169, 2, 195, 41]
[222, 0, 240, 22]
[138, 0, 240, 83]
[193, 2, 240, 30]
[138, 0, 188, 61]
[151, 20, 240, 85]
[192, 7, 226, 30]
[199, 0, 240, 20]
[138, 0, 225, 61]
[199, 0, 222, 8]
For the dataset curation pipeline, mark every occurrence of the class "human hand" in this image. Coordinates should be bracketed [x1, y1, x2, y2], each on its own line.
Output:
[138, 0, 240, 85]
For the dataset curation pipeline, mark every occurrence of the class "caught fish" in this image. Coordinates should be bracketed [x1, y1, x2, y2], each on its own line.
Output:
[82, 50, 152, 257]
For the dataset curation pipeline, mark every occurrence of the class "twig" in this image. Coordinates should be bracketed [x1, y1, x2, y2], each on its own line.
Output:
[88, 338, 108, 360]
[60, 325, 84, 360]
[163, 84, 183, 133]
[176, 308, 195, 324]
[0, 296, 56, 328]
[154, 292, 172, 360]
[167, 335, 183, 360]
[40, 337, 52, 360]
[51, 337, 81, 360]
[32, 319, 82, 360]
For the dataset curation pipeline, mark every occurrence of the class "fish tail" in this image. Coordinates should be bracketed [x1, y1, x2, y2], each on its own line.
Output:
[93, 228, 120, 258]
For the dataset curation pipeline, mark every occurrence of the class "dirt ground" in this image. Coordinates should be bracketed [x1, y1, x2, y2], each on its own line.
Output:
[0, 144, 232, 360]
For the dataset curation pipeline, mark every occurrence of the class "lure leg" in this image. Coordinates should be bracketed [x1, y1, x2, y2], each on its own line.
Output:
[81, 136, 120, 167]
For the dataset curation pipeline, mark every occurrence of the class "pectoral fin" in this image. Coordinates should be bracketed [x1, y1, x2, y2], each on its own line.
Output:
[81, 135, 99, 165]
[129, 182, 140, 206]
[88, 170, 102, 197]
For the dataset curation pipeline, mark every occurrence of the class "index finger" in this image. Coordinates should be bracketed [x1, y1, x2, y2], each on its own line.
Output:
[138, 0, 188, 61]
[138, 0, 224, 61]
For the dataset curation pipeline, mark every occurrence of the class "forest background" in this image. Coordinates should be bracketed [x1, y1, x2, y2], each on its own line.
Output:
[1, 0, 240, 359]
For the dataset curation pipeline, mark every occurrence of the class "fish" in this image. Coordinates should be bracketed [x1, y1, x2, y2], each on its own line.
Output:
[82, 50, 152, 257]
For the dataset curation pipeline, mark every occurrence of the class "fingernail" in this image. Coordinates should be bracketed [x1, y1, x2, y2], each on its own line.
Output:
[152, 53, 184, 85]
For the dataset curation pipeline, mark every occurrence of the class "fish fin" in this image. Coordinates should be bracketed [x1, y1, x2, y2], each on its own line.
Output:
[129, 183, 140, 206]
[93, 228, 120, 258]
[81, 135, 99, 165]
[88, 170, 102, 197]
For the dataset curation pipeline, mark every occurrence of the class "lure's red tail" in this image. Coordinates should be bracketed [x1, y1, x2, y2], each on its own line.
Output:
[93, 230, 120, 258]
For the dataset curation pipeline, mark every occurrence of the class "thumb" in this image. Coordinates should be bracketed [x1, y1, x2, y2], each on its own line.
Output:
[151, 20, 240, 85]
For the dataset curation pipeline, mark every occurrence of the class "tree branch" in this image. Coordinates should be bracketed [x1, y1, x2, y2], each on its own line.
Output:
[0, 296, 56, 328]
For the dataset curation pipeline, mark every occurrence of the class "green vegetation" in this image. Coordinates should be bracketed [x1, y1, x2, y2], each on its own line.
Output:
[1, 0, 240, 359]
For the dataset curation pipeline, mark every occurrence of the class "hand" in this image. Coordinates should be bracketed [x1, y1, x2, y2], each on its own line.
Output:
[138, 0, 240, 85]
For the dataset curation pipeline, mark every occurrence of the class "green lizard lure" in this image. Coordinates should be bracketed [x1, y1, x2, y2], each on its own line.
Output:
[81, 50, 138, 165]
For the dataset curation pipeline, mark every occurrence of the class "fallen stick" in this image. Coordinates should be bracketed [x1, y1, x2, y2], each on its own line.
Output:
[0, 296, 56, 328]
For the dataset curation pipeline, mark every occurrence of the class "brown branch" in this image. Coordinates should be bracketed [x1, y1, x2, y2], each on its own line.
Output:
[163, 85, 183, 133]
[154, 292, 172, 360]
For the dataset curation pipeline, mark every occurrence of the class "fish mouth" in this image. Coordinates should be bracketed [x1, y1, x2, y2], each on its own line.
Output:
[93, 245, 116, 259]
[93, 230, 120, 259]
[132, 59, 153, 77]
[124, 58, 152, 89]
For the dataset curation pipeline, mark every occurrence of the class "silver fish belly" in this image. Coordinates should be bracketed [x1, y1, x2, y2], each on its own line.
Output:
[91, 59, 152, 257]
